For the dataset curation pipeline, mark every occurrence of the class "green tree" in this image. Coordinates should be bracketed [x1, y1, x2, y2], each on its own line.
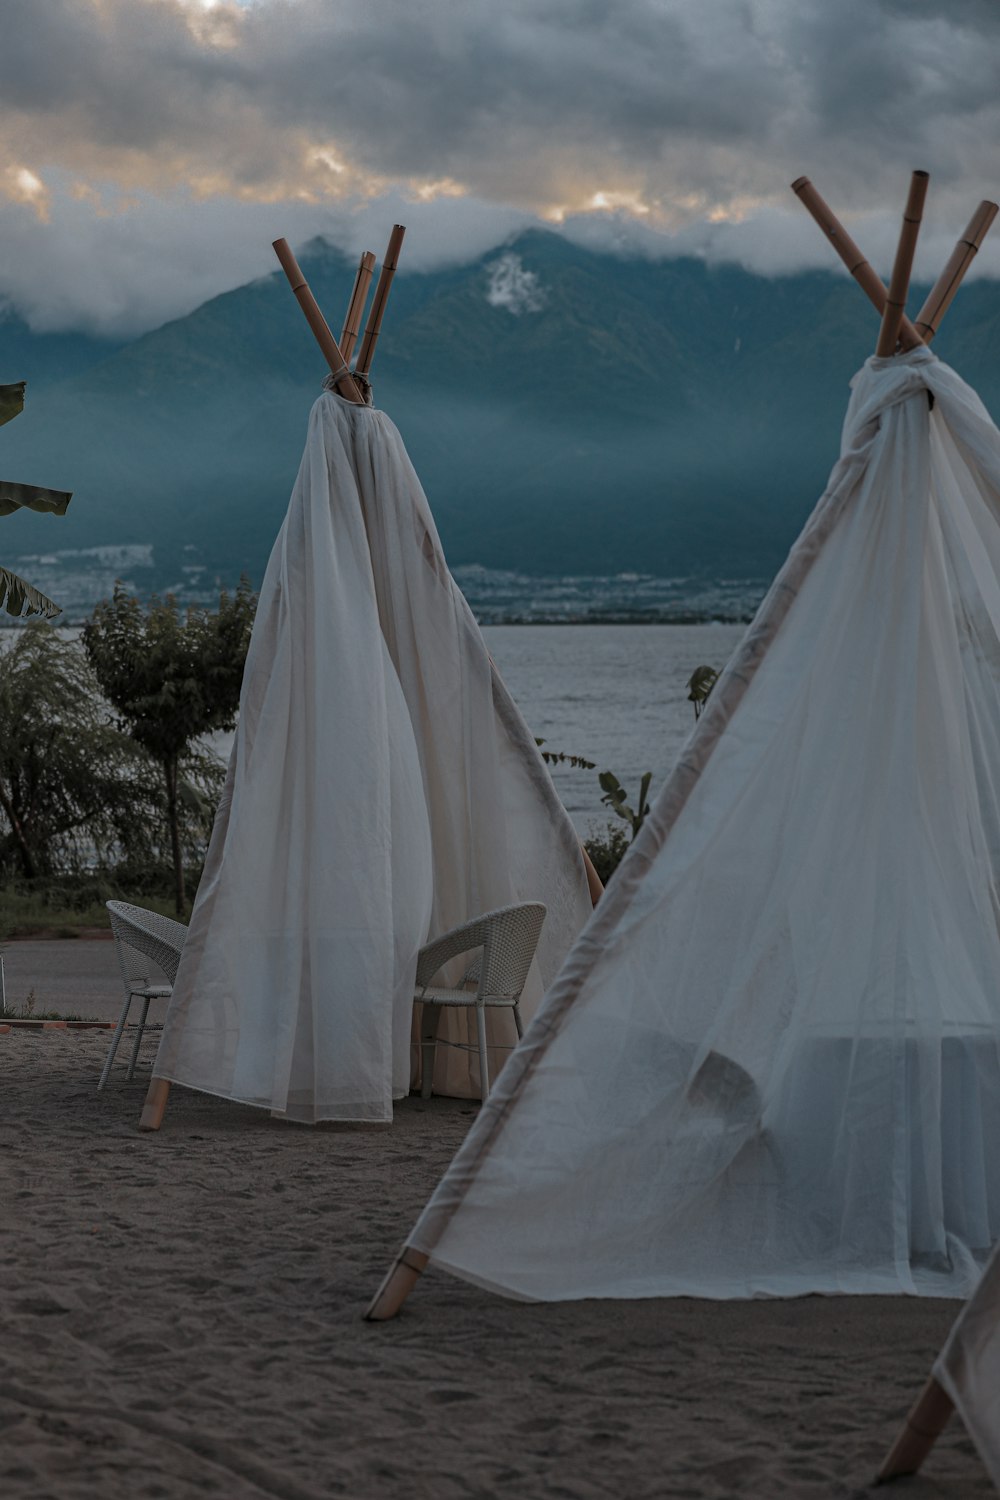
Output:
[0, 625, 224, 896]
[83, 581, 256, 913]
[1, 381, 73, 618]
[0, 624, 152, 879]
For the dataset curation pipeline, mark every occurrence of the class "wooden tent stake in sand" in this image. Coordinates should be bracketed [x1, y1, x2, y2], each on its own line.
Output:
[876, 1376, 955, 1484]
[271, 239, 366, 404]
[140, 1076, 170, 1131]
[365, 168, 1000, 1322]
[354, 225, 406, 379]
[875, 171, 929, 357]
[877, 1237, 1000, 1485]
[915, 200, 999, 342]
[341, 251, 377, 365]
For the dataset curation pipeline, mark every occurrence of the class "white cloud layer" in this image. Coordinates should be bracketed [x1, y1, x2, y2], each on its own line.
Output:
[1, 0, 999, 334]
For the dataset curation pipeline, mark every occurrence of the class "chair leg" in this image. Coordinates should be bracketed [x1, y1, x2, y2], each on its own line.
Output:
[98, 996, 133, 1090]
[420, 1003, 440, 1099]
[513, 1004, 523, 1040]
[476, 1004, 490, 1101]
[126, 996, 152, 1080]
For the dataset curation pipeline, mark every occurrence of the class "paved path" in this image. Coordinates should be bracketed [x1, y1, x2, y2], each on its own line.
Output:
[1, 936, 161, 1024]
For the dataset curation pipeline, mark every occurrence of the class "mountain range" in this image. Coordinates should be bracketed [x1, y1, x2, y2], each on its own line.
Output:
[4, 229, 1000, 615]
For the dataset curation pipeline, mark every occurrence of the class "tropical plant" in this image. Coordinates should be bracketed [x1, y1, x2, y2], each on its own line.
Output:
[0, 381, 72, 618]
[598, 768, 653, 840]
[687, 663, 719, 719]
[535, 738, 596, 769]
[83, 581, 256, 913]
[0, 624, 202, 882]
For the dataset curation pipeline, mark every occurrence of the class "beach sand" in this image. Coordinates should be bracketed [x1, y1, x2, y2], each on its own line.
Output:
[1, 1023, 991, 1499]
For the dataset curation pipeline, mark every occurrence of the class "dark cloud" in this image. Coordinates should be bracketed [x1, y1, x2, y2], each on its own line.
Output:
[0, 0, 998, 332]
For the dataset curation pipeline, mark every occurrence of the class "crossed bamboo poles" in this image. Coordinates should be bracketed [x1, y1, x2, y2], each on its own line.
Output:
[271, 223, 407, 404]
[792, 172, 997, 355]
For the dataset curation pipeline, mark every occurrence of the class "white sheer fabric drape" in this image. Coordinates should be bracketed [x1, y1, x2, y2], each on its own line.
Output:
[409, 348, 1000, 1299]
[153, 392, 592, 1122]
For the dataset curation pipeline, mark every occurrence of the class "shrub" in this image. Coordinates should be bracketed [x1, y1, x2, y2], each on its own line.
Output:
[583, 821, 631, 885]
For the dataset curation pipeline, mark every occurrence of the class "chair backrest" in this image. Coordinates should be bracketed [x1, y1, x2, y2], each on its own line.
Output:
[106, 900, 188, 990]
[416, 902, 547, 1001]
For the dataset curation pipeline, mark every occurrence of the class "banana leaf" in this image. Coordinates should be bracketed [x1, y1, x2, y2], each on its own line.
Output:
[0, 565, 61, 618]
[0, 478, 72, 517]
[0, 382, 26, 427]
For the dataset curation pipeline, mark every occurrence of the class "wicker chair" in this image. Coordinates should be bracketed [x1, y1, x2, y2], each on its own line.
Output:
[415, 902, 546, 1101]
[99, 901, 188, 1090]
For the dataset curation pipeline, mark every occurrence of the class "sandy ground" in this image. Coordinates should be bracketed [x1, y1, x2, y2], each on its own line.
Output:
[0, 952, 993, 1498]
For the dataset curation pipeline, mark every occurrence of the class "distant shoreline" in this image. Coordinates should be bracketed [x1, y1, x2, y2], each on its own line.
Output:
[471, 611, 754, 626]
[1, 612, 755, 630]
[1, 561, 768, 631]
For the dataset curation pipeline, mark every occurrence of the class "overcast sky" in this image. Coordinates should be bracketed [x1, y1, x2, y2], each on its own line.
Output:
[2, 0, 999, 336]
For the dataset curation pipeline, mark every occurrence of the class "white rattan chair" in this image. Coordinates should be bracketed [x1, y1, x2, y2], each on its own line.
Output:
[415, 902, 546, 1101]
[99, 901, 188, 1090]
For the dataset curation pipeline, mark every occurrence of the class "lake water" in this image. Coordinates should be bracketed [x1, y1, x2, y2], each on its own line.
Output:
[204, 620, 745, 833]
[483, 622, 744, 833]
[6, 619, 746, 837]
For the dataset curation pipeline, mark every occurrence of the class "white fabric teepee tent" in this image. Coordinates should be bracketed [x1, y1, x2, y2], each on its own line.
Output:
[145, 239, 593, 1127]
[368, 179, 1000, 1314]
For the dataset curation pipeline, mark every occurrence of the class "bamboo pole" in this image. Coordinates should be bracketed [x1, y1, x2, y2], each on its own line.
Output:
[914, 200, 999, 343]
[366, 1247, 429, 1321]
[271, 239, 365, 404]
[791, 178, 923, 349]
[875, 171, 930, 357]
[354, 225, 406, 378]
[875, 1375, 955, 1483]
[341, 251, 377, 365]
[140, 1076, 171, 1131]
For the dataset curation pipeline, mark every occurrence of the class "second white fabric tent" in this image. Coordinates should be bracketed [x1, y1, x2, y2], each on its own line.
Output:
[395, 347, 1000, 1301]
[152, 386, 593, 1123]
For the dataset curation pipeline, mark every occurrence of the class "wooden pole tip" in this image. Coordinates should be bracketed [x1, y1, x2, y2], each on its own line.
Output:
[365, 1247, 428, 1321]
[969, 200, 999, 245]
[790, 176, 810, 193]
[139, 1076, 170, 1131]
[904, 170, 931, 217]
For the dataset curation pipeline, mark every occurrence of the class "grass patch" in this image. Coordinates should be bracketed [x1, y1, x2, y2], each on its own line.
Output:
[0, 877, 194, 940]
[0, 986, 93, 1022]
